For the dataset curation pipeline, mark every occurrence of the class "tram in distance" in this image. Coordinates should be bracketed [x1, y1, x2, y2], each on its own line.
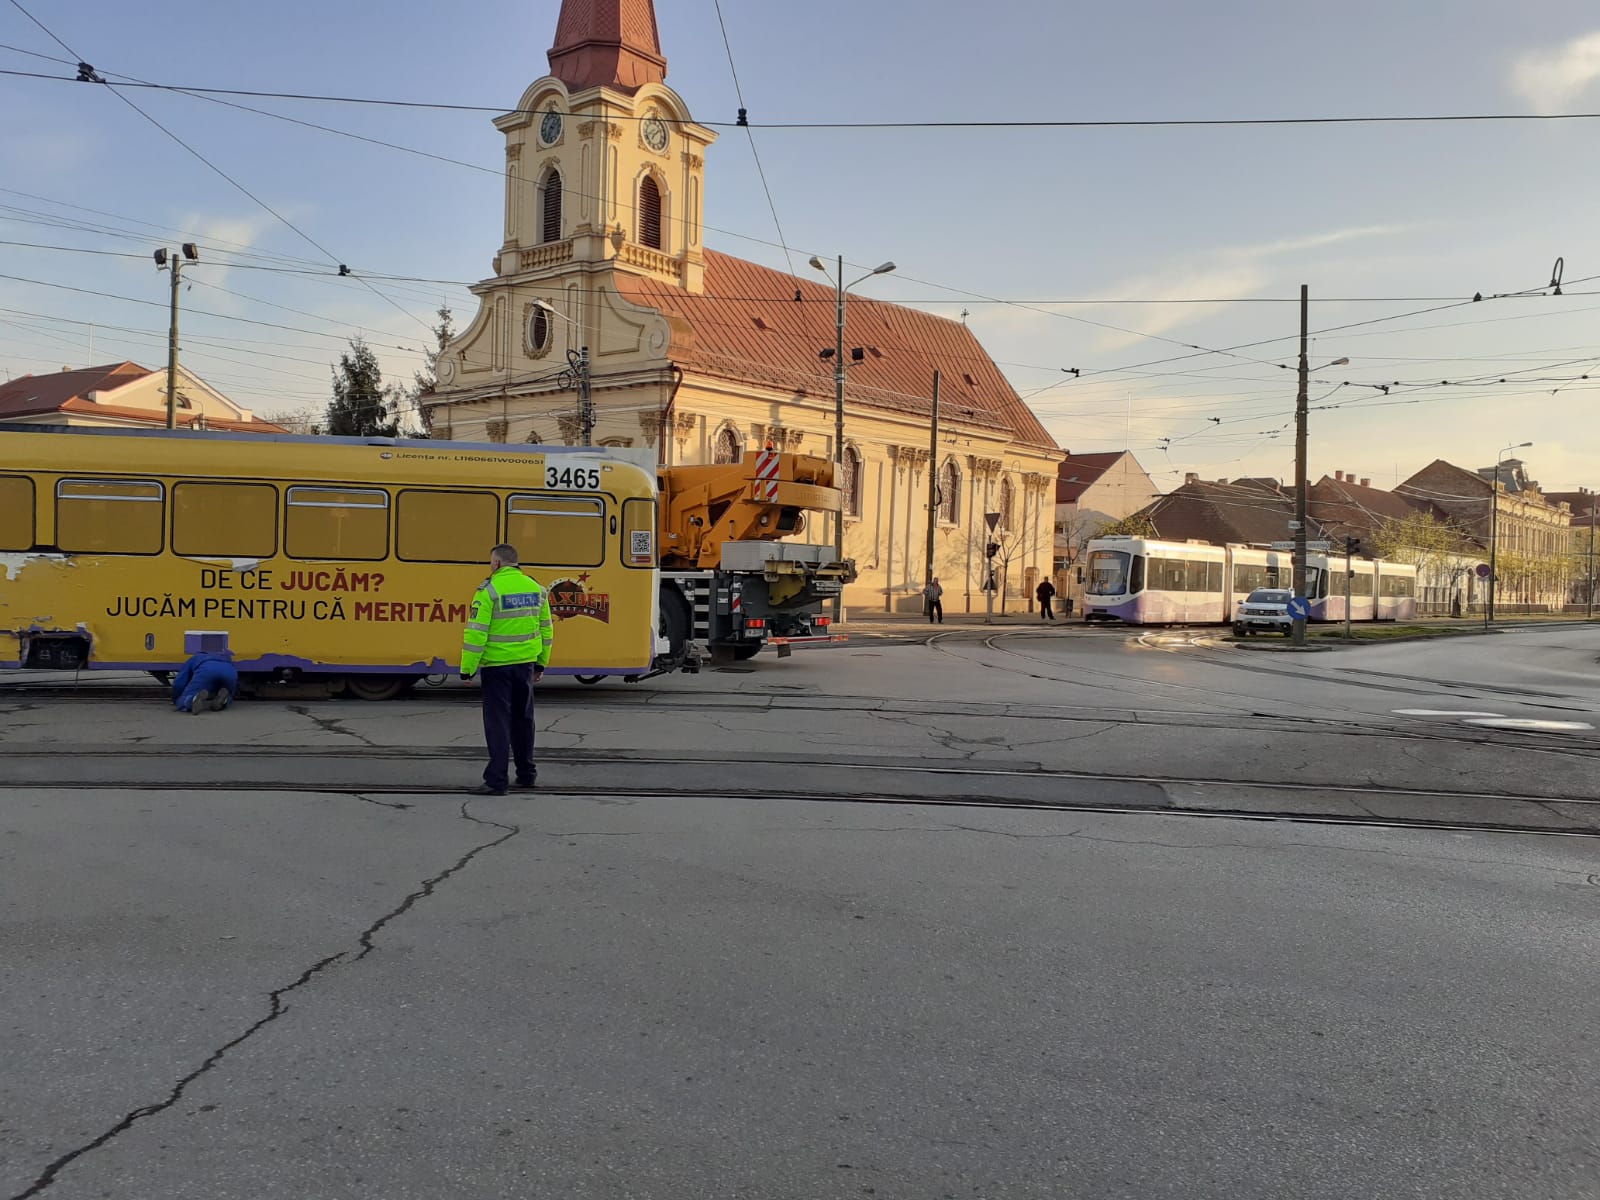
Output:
[0, 426, 663, 699]
[1081, 535, 1417, 626]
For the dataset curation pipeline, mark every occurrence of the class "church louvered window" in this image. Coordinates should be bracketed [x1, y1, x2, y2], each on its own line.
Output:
[542, 170, 562, 244]
[938, 459, 960, 524]
[639, 176, 663, 250]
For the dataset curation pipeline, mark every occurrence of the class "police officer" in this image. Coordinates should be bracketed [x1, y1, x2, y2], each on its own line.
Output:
[460, 543, 555, 796]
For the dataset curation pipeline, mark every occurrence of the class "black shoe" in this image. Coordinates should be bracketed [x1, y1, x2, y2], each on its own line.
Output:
[189, 689, 211, 714]
[467, 784, 507, 796]
[513, 779, 537, 791]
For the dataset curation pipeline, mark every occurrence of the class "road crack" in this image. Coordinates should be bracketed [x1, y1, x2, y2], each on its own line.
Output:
[8, 800, 520, 1199]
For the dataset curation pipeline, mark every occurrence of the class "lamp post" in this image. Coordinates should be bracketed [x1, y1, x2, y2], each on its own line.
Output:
[811, 254, 896, 621]
[1582, 486, 1597, 621]
[532, 299, 592, 446]
[1487, 441, 1533, 626]
[154, 244, 198, 429]
[1290, 280, 1347, 646]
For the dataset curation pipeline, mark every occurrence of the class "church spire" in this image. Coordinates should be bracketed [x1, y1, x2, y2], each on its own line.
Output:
[547, 0, 667, 93]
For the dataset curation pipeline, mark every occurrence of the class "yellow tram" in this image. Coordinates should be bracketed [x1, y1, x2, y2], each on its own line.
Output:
[0, 427, 661, 698]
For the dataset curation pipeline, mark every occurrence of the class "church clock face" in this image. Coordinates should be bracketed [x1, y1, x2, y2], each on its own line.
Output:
[540, 109, 563, 145]
[642, 115, 668, 153]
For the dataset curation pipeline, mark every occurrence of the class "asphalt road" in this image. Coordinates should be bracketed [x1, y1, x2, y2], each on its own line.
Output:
[2, 625, 1598, 1198]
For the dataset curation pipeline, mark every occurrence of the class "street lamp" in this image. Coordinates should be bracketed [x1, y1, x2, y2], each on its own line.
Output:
[532, 299, 593, 447]
[1487, 440, 1533, 625]
[1289, 296, 1349, 646]
[811, 255, 895, 621]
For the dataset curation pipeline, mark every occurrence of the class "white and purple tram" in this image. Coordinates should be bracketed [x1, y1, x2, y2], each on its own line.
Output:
[1081, 537, 1416, 626]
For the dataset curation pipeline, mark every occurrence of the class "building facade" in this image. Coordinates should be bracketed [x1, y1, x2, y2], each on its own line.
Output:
[422, 0, 1062, 613]
[1053, 451, 1156, 612]
[1397, 459, 1571, 612]
[0, 362, 281, 432]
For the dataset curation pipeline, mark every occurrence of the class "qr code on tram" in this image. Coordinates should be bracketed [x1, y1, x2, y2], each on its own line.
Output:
[630, 530, 653, 559]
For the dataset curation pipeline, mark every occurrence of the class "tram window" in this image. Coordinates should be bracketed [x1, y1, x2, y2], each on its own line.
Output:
[1381, 574, 1415, 598]
[621, 498, 656, 568]
[0, 476, 33, 550]
[397, 490, 498, 563]
[172, 482, 277, 557]
[506, 494, 604, 567]
[1349, 571, 1374, 597]
[55, 478, 164, 554]
[285, 487, 389, 560]
[1205, 562, 1224, 592]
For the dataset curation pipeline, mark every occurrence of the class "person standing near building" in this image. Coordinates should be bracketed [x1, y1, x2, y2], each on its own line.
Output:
[1036, 577, 1057, 621]
[460, 544, 555, 796]
[924, 576, 944, 624]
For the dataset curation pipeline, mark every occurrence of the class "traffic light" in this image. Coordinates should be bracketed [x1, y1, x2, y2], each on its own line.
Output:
[985, 541, 1000, 560]
[1346, 536, 1361, 557]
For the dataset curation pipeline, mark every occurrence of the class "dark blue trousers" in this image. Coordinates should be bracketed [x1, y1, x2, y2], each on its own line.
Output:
[479, 664, 536, 791]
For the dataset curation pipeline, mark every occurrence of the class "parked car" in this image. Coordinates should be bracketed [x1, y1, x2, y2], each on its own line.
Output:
[1233, 588, 1293, 636]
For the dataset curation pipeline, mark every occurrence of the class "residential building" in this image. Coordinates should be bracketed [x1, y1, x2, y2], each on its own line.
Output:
[1308, 470, 1482, 613]
[0, 362, 282, 433]
[1124, 474, 1306, 547]
[1398, 459, 1571, 612]
[422, 0, 1063, 614]
[1053, 450, 1156, 613]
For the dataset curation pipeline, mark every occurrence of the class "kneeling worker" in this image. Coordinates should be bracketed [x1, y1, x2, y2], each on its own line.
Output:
[460, 543, 555, 796]
[172, 650, 238, 713]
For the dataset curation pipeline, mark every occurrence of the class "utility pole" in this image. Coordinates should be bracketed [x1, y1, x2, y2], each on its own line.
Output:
[831, 253, 846, 624]
[578, 346, 593, 446]
[155, 244, 198, 429]
[924, 370, 940, 608]
[1584, 487, 1596, 621]
[1292, 284, 1310, 646]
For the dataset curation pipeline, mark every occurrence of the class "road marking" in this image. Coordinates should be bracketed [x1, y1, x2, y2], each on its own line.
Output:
[1392, 709, 1505, 718]
[1461, 717, 1594, 732]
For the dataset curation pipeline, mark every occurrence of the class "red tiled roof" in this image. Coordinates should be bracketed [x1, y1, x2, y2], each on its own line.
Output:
[1138, 480, 1311, 546]
[1308, 475, 1432, 541]
[614, 250, 1059, 452]
[0, 361, 148, 419]
[0, 360, 283, 432]
[1056, 451, 1125, 503]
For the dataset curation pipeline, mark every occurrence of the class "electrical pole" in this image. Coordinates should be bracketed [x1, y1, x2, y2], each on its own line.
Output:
[155, 244, 197, 429]
[924, 370, 940, 608]
[1292, 283, 1309, 646]
[831, 253, 846, 624]
[165, 256, 182, 429]
[578, 346, 593, 446]
[1586, 487, 1596, 621]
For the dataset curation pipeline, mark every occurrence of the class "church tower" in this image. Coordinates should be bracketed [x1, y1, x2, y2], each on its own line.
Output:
[431, 0, 716, 435]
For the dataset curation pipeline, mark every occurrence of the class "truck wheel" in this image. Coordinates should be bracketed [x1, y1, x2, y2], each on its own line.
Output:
[730, 643, 762, 661]
[658, 585, 691, 666]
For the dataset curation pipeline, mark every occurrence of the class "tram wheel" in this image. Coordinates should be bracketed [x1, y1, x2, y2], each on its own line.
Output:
[574, 674, 605, 686]
[342, 675, 417, 702]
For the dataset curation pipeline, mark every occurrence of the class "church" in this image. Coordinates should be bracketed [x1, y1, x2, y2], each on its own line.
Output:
[423, 0, 1064, 614]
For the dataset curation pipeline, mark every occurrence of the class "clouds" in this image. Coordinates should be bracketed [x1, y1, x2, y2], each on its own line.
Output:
[1078, 224, 1407, 353]
[1510, 30, 1600, 114]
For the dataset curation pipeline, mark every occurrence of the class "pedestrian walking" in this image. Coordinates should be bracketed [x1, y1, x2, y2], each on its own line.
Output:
[1036, 578, 1056, 621]
[924, 576, 944, 624]
[460, 544, 555, 796]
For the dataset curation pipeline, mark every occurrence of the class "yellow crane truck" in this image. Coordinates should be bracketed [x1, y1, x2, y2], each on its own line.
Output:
[655, 447, 855, 669]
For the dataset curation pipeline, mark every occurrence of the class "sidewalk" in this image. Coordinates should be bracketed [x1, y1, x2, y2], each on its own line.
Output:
[837, 607, 1074, 633]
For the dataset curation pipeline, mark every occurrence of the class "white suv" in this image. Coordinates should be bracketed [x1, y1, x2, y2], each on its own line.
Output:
[1233, 588, 1293, 636]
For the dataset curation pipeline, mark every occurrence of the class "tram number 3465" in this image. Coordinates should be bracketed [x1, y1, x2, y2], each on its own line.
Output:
[547, 465, 602, 489]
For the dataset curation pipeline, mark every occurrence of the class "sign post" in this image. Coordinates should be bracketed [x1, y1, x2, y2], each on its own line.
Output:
[984, 512, 1000, 624]
[1476, 562, 1492, 631]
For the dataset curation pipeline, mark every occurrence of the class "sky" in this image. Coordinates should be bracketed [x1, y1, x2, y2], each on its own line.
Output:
[3, 0, 1600, 498]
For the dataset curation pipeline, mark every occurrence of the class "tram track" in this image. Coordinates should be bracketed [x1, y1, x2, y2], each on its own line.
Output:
[1, 768, 1594, 839]
[1, 747, 1596, 835]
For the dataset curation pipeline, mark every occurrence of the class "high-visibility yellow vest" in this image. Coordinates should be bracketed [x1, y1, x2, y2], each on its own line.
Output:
[459, 566, 554, 674]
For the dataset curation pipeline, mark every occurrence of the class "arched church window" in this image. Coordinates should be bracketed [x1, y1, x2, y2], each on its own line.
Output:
[841, 445, 863, 518]
[712, 425, 742, 465]
[541, 169, 563, 244]
[639, 175, 663, 250]
[938, 458, 961, 524]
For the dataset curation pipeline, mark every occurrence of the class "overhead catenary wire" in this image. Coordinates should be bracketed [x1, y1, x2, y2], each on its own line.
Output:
[6, 64, 1600, 129]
